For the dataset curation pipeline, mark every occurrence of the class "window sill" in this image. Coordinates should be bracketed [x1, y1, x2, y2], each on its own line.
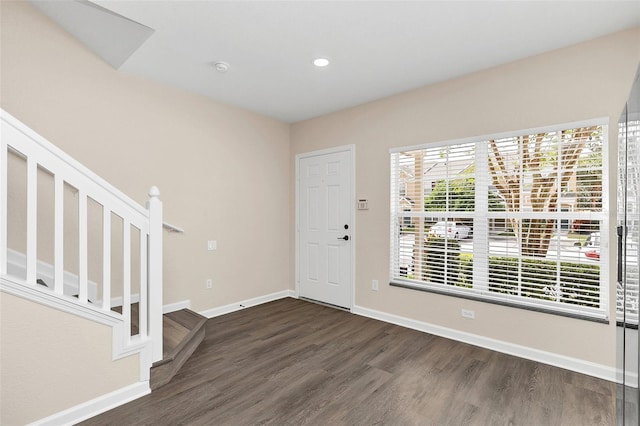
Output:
[389, 280, 609, 325]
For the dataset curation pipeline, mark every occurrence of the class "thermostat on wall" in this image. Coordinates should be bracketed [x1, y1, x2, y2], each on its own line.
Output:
[357, 199, 369, 210]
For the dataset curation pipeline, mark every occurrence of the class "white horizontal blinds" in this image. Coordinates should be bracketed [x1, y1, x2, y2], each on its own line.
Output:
[393, 151, 422, 280]
[487, 127, 604, 314]
[390, 142, 475, 287]
[486, 137, 521, 299]
[555, 129, 602, 310]
[390, 122, 607, 320]
[626, 119, 640, 323]
[618, 119, 640, 324]
[422, 143, 475, 288]
[560, 129, 602, 309]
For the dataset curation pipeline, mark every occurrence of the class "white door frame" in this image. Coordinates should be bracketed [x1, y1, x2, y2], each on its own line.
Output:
[295, 144, 355, 310]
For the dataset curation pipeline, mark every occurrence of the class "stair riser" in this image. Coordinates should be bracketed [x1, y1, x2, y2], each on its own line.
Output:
[150, 309, 208, 390]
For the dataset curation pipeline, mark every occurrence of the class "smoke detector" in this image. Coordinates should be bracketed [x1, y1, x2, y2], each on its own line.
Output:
[213, 61, 230, 73]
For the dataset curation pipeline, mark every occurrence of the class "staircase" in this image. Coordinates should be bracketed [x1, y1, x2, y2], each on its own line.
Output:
[1, 109, 164, 390]
[0, 108, 207, 424]
[35, 279, 206, 390]
[113, 302, 207, 389]
[152, 309, 207, 389]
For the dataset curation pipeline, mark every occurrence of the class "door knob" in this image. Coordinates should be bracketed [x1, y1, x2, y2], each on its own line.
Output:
[338, 235, 349, 241]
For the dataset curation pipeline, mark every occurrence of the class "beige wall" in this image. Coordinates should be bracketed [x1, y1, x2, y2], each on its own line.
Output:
[291, 28, 640, 367]
[1, 2, 290, 422]
[2, 0, 640, 422]
[0, 293, 140, 425]
[1, 1, 292, 310]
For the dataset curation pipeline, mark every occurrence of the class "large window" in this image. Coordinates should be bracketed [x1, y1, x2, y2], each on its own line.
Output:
[390, 122, 607, 321]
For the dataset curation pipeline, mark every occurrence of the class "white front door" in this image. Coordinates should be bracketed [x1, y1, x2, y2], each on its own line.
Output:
[298, 148, 353, 309]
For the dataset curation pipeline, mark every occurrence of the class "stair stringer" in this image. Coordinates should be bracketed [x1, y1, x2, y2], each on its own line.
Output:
[0, 275, 153, 382]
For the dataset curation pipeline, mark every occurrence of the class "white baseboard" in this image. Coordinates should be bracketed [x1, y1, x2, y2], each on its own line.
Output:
[199, 290, 295, 319]
[163, 299, 191, 314]
[352, 304, 619, 384]
[29, 381, 150, 426]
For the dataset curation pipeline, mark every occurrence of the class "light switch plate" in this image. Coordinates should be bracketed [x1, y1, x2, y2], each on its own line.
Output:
[207, 240, 217, 251]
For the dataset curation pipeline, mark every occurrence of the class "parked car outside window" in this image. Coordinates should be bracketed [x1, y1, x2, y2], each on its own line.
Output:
[584, 231, 600, 260]
[428, 221, 470, 239]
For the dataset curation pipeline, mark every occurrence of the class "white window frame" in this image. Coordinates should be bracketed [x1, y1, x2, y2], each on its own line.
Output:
[390, 119, 609, 322]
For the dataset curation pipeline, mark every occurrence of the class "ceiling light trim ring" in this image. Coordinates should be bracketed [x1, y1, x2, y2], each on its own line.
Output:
[313, 58, 330, 67]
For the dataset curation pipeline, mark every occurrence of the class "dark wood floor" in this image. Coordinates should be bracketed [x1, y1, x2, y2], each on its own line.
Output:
[82, 298, 615, 425]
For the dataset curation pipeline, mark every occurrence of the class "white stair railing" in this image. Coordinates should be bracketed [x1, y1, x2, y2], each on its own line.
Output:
[0, 109, 163, 364]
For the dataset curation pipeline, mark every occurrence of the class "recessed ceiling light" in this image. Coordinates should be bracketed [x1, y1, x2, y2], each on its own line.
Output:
[213, 61, 230, 73]
[313, 58, 330, 67]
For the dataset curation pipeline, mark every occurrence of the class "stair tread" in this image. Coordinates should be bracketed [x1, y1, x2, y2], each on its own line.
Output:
[164, 309, 207, 329]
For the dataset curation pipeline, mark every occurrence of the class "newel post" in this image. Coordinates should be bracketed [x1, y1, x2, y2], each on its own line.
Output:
[147, 186, 163, 363]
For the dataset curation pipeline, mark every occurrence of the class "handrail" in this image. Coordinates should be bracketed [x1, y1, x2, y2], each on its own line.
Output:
[2, 111, 148, 217]
[0, 108, 163, 366]
[163, 221, 185, 233]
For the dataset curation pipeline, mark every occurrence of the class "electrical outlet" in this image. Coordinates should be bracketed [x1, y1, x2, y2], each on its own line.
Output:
[461, 309, 475, 319]
[371, 279, 379, 291]
[206, 279, 213, 289]
[208, 240, 217, 251]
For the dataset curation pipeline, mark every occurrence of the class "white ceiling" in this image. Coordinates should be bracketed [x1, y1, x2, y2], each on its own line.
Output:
[31, 1, 640, 123]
